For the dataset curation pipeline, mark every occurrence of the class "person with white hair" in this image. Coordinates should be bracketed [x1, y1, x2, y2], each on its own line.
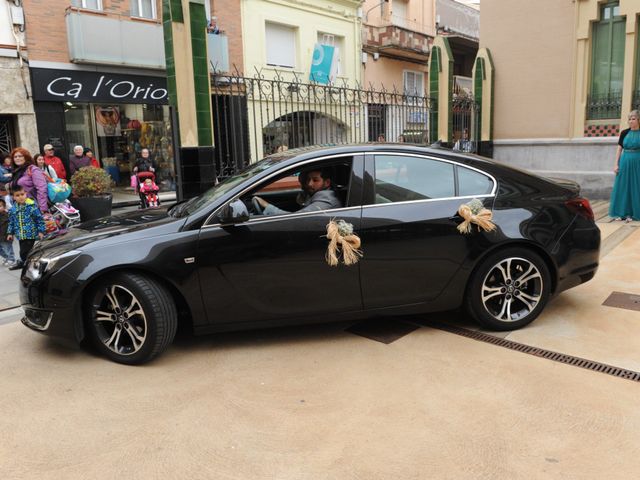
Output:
[207, 16, 221, 34]
[68, 145, 92, 178]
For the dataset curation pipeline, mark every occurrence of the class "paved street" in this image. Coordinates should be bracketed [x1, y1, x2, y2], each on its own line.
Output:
[1, 202, 640, 479]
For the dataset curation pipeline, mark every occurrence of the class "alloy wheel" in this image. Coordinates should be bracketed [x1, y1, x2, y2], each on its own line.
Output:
[480, 257, 544, 323]
[93, 285, 148, 356]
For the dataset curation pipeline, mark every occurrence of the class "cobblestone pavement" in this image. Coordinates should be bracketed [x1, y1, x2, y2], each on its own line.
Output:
[1, 201, 639, 479]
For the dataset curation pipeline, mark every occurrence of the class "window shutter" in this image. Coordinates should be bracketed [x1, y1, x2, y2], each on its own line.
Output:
[266, 23, 296, 68]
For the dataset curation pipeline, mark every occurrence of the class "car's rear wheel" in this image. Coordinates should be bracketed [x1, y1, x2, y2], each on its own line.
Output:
[86, 273, 177, 365]
[466, 248, 551, 331]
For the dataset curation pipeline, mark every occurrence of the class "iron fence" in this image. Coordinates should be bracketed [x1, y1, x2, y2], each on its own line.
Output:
[210, 68, 436, 178]
[451, 95, 480, 153]
[587, 91, 622, 120]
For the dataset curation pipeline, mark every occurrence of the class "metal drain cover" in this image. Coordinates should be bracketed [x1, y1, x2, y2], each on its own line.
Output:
[602, 291, 640, 312]
[346, 318, 419, 344]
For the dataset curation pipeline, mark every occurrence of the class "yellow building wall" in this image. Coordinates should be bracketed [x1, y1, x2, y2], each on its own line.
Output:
[363, 57, 428, 92]
[574, 0, 639, 135]
[240, 0, 362, 161]
[480, 0, 575, 139]
[241, 0, 361, 84]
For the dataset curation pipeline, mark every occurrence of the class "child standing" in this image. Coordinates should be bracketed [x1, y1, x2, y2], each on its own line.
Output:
[7, 185, 45, 270]
[0, 199, 15, 266]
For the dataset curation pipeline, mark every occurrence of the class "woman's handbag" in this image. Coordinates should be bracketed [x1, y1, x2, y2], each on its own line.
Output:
[130, 174, 138, 189]
[47, 179, 72, 203]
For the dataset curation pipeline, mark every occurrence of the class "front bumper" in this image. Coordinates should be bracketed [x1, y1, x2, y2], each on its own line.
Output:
[19, 271, 85, 347]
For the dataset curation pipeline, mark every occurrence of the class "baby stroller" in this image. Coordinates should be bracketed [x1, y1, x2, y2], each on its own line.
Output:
[44, 200, 81, 238]
[137, 171, 161, 209]
[51, 200, 81, 228]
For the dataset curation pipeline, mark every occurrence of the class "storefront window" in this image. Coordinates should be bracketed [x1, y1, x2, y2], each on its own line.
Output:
[64, 103, 94, 152]
[64, 102, 175, 203]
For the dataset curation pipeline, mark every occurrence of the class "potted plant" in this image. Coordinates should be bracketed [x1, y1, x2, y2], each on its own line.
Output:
[71, 166, 114, 221]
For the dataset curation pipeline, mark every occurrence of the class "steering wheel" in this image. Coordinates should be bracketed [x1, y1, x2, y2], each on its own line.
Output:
[251, 196, 264, 215]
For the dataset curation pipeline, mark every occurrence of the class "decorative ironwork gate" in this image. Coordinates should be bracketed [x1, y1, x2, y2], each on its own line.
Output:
[451, 96, 480, 153]
[0, 116, 16, 155]
[210, 69, 435, 178]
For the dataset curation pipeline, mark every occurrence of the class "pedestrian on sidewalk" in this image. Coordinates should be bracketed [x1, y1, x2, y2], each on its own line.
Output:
[9, 147, 49, 214]
[84, 147, 101, 168]
[7, 185, 45, 270]
[43, 144, 67, 180]
[0, 199, 15, 266]
[68, 145, 92, 179]
[35, 153, 58, 181]
[0, 154, 12, 186]
[609, 110, 640, 222]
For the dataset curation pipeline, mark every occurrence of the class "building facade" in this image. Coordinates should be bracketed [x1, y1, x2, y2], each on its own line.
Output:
[23, 0, 175, 203]
[481, 0, 640, 198]
[232, 0, 362, 161]
[361, 0, 478, 145]
[0, 1, 37, 155]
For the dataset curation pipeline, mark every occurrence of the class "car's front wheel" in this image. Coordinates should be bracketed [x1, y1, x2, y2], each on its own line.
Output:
[466, 248, 551, 331]
[86, 273, 177, 364]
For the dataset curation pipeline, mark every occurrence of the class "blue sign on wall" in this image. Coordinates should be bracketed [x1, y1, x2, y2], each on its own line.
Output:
[310, 43, 337, 85]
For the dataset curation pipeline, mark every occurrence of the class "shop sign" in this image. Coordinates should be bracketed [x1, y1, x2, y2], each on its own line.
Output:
[31, 68, 168, 104]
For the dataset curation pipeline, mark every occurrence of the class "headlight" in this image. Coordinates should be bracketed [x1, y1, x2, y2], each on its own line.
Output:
[25, 250, 82, 281]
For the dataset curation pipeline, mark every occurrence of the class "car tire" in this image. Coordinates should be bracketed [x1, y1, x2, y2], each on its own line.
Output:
[465, 247, 551, 331]
[86, 273, 177, 365]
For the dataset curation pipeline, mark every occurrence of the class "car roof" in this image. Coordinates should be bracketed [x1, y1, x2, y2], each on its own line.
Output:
[267, 143, 498, 170]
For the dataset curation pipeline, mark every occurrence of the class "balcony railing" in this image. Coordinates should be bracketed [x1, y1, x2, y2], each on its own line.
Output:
[364, 23, 432, 62]
[65, 9, 165, 69]
[207, 34, 229, 73]
[587, 91, 622, 120]
[632, 90, 640, 112]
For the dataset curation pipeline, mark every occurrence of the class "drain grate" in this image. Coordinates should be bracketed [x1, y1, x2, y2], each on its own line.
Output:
[425, 320, 640, 383]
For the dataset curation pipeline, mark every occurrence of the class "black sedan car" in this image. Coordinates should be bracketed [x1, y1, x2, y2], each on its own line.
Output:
[20, 144, 600, 364]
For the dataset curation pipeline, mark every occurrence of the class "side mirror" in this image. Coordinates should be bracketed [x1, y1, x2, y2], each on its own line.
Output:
[218, 199, 249, 224]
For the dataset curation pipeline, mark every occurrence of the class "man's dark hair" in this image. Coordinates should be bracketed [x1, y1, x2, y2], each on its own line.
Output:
[300, 167, 333, 184]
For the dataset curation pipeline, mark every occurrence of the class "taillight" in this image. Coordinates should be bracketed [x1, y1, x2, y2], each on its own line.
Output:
[565, 197, 594, 221]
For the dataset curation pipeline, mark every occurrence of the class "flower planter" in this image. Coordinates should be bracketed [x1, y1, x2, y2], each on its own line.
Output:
[72, 194, 113, 222]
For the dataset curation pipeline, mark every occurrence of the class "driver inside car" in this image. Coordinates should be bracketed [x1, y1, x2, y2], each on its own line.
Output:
[252, 168, 343, 216]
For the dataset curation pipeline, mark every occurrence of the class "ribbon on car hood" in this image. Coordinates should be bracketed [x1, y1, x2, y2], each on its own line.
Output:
[325, 219, 362, 266]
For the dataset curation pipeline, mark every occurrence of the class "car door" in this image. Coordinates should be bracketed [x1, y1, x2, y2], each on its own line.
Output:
[195, 155, 365, 325]
[359, 152, 494, 309]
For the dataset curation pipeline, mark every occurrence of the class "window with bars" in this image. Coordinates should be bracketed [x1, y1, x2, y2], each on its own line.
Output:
[403, 70, 424, 104]
[131, 0, 156, 19]
[587, 1, 624, 119]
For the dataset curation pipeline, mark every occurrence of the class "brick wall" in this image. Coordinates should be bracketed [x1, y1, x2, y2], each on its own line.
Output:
[211, 0, 243, 71]
[24, 0, 163, 64]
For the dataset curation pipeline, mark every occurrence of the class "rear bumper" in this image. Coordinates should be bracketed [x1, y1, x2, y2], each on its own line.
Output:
[553, 219, 600, 294]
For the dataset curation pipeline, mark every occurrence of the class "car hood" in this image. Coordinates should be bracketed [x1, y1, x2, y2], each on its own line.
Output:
[37, 206, 186, 253]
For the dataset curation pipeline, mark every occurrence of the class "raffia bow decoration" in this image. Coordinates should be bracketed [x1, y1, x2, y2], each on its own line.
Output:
[457, 198, 497, 234]
[325, 219, 363, 266]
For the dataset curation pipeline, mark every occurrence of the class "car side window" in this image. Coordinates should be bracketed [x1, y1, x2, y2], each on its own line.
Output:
[240, 159, 353, 218]
[457, 166, 493, 196]
[374, 155, 454, 203]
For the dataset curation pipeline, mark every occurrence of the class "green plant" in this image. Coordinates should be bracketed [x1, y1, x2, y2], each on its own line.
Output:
[72, 167, 113, 197]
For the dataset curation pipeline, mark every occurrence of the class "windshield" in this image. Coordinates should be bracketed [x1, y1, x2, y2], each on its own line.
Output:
[171, 156, 289, 217]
